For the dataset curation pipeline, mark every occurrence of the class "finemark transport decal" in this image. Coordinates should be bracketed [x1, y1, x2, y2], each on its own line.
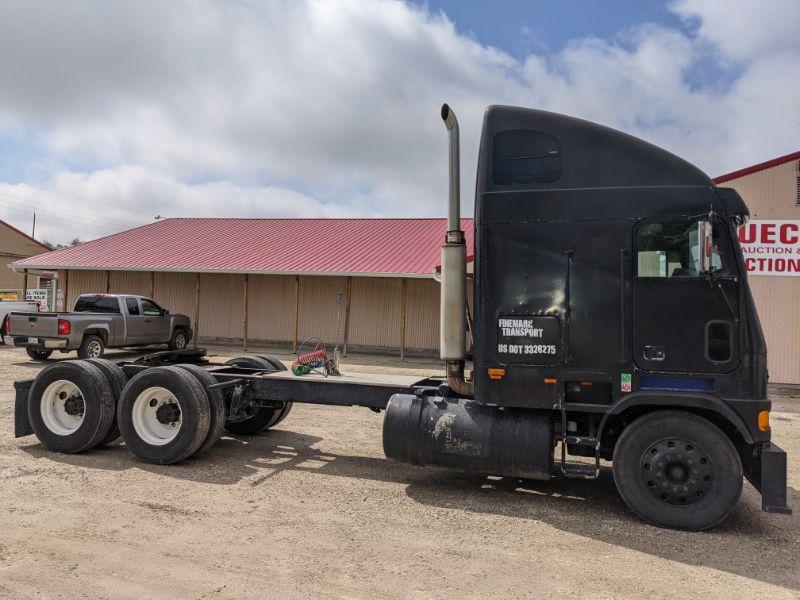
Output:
[738, 220, 800, 276]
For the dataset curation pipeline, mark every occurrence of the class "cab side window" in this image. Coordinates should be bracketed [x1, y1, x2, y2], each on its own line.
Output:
[126, 297, 140, 315]
[636, 221, 726, 278]
[141, 299, 162, 316]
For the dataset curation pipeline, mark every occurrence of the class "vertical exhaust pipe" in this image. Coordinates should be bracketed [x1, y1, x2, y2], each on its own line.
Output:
[440, 104, 473, 397]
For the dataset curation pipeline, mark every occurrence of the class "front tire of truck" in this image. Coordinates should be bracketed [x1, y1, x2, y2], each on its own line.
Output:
[26, 348, 53, 361]
[27, 361, 117, 453]
[612, 410, 742, 531]
[117, 366, 210, 465]
[78, 335, 105, 359]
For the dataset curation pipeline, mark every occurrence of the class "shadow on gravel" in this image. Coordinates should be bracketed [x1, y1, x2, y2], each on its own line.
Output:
[19, 428, 799, 592]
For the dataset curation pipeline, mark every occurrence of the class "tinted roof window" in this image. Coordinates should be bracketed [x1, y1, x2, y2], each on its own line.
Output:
[74, 295, 120, 313]
[492, 129, 562, 185]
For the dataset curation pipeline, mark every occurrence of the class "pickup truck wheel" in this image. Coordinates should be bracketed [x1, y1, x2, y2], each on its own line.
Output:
[168, 329, 189, 351]
[117, 366, 210, 465]
[27, 361, 116, 453]
[174, 364, 226, 454]
[223, 355, 285, 435]
[612, 410, 742, 531]
[26, 348, 53, 361]
[87, 358, 128, 445]
[78, 335, 105, 359]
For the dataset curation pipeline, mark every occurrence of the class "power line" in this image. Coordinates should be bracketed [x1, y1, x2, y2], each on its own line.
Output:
[0, 190, 148, 229]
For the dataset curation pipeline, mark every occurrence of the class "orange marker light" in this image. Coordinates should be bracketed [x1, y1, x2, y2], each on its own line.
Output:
[544, 378, 557, 385]
[758, 410, 770, 432]
[488, 368, 505, 380]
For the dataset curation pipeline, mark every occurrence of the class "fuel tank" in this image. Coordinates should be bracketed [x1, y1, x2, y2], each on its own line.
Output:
[383, 393, 554, 480]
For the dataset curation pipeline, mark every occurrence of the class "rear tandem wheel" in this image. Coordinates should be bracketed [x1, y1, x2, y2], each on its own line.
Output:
[223, 355, 292, 435]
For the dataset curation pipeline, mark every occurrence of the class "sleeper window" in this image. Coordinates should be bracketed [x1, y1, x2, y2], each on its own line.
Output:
[636, 221, 726, 278]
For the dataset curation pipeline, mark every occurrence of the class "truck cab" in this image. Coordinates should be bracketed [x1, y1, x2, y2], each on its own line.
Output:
[384, 104, 789, 530]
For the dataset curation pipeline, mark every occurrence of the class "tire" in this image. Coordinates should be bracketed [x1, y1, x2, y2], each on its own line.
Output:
[27, 360, 116, 453]
[87, 358, 128, 445]
[26, 348, 53, 361]
[255, 355, 293, 427]
[168, 328, 189, 351]
[612, 410, 743, 531]
[223, 355, 287, 435]
[117, 366, 210, 465]
[174, 364, 226, 454]
[78, 335, 105, 359]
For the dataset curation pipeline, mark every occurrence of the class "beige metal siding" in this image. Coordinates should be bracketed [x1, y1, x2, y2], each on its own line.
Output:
[0, 222, 48, 292]
[198, 273, 245, 341]
[153, 272, 196, 322]
[65, 270, 107, 309]
[110, 271, 153, 297]
[724, 159, 800, 383]
[405, 278, 440, 352]
[348, 277, 402, 350]
[297, 275, 348, 345]
[247, 274, 295, 344]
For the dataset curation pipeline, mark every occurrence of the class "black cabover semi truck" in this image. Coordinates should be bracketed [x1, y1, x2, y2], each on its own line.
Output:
[12, 104, 790, 530]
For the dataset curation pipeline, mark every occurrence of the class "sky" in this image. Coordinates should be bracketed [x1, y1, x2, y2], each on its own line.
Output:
[0, 0, 798, 245]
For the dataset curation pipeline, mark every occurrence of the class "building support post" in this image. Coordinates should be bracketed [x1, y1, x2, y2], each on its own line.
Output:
[243, 274, 249, 352]
[342, 276, 352, 357]
[400, 278, 407, 361]
[150, 271, 155, 298]
[22, 269, 28, 299]
[63, 270, 69, 311]
[193, 273, 200, 349]
[106, 270, 111, 293]
[292, 275, 300, 353]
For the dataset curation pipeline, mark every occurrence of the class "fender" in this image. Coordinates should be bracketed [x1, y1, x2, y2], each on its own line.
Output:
[597, 390, 755, 446]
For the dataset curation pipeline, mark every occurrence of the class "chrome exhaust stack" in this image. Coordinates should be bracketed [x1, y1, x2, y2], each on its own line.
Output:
[440, 103, 473, 397]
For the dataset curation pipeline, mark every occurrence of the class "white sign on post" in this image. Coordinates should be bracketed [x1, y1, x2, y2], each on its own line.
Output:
[738, 220, 800, 276]
[25, 289, 49, 311]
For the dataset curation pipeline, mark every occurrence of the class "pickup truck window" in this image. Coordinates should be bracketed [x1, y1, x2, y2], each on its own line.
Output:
[141, 299, 162, 316]
[74, 295, 121, 314]
[126, 297, 140, 315]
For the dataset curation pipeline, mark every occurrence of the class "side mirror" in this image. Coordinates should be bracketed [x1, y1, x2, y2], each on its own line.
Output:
[698, 220, 713, 274]
[161, 309, 169, 316]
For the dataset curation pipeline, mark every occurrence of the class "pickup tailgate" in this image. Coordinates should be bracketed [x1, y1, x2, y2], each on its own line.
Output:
[8, 311, 60, 338]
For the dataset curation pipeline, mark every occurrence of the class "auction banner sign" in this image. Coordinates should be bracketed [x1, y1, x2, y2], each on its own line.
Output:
[738, 220, 800, 276]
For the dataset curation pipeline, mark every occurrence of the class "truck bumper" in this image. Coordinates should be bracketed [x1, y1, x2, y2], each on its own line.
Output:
[13, 378, 34, 438]
[5, 336, 68, 350]
[745, 442, 792, 514]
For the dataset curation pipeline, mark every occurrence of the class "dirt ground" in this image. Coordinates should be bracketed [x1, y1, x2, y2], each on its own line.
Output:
[0, 344, 798, 599]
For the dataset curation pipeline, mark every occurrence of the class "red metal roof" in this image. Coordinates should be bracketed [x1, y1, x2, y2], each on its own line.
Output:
[713, 150, 800, 184]
[12, 218, 475, 278]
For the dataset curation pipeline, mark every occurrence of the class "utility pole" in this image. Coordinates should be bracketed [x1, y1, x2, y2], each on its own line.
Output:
[31, 213, 36, 238]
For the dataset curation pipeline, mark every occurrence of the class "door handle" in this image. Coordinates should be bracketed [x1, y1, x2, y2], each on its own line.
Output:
[643, 345, 665, 361]
[145, 319, 152, 323]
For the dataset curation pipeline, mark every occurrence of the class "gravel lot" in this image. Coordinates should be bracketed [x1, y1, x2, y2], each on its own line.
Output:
[0, 344, 798, 599]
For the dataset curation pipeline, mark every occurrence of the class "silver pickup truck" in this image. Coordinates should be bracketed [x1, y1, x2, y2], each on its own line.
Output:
[4, 293, 192, 360]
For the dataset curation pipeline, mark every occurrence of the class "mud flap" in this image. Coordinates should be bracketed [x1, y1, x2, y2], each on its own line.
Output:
[13, 378, 34, 438]
[745, 442, 792, 514]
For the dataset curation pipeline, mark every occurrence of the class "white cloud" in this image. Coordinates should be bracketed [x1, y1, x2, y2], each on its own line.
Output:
[0, 0, 797, 244]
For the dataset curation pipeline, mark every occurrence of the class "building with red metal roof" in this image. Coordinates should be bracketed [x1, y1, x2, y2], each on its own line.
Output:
[10, 218, 475, 357]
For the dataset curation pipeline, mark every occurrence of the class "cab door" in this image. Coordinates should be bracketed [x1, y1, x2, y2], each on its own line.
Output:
[633, 218, 740, 374]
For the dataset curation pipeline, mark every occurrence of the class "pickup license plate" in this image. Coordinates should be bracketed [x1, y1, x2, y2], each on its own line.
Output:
[27, 337, 38, 344]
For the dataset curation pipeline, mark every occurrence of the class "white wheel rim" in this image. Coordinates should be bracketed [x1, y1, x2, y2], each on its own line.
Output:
[175, 334, 186, 349]
[40, 380, 85, 435]
[132, 386, 182, 445]
[87, 340, 102, 358]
